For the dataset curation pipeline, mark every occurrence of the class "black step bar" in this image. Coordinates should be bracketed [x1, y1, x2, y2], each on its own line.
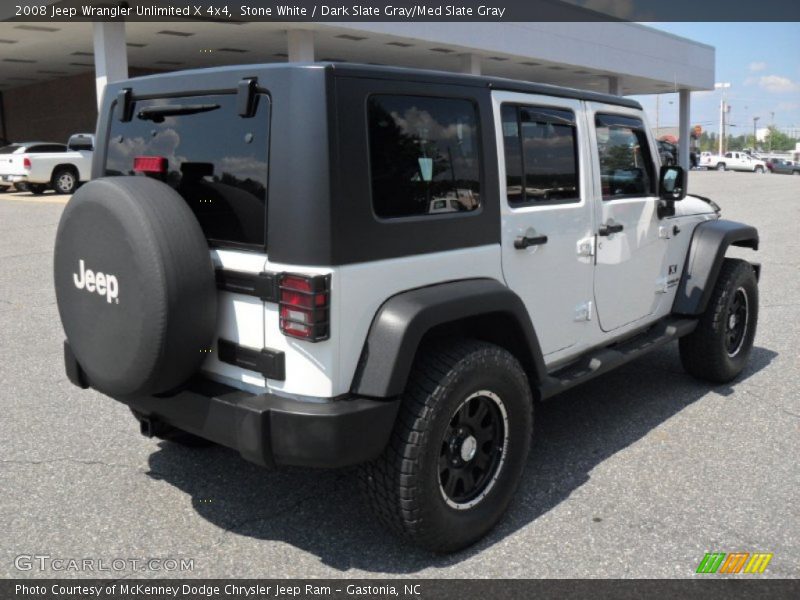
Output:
[540, 317, 698, 400]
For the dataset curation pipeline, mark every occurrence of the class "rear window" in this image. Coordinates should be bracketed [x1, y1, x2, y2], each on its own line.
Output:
[0, 144, 22, 154]
[367, 95, 481, 219]
[105, 93, 269, 250]
[68, 136, 94, 151]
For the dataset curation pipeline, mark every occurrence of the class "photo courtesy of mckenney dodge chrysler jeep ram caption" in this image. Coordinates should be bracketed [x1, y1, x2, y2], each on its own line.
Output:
[53, 63, 760, 552]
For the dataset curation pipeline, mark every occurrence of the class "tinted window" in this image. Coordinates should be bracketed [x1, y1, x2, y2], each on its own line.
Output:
[106, 94, 269, 249]
[502, 104, 579, 205]
[29, 144, 67, 153]
[367, 95, 481, 219]
[68, 136, 94, 151]
[0, 144, 22, 154]
[595, 114, 654, 200]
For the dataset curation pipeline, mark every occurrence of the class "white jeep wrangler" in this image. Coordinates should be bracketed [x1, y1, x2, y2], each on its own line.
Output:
[54, 64, 760, 553]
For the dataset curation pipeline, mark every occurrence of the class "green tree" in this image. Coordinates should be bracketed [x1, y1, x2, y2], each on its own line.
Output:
[699, 131, 717, 152]
[764, 126, 799, 152]
[726, 134, 748, 152]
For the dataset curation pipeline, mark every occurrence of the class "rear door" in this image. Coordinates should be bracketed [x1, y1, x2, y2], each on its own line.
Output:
[104, 92, 271, 389]
[495, 92, 596, 359]
[587, 105, 669, 332]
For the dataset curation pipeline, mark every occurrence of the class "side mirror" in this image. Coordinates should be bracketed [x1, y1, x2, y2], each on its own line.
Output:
[659, 165, 686, 201]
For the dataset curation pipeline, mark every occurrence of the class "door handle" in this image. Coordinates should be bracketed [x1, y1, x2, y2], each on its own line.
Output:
[598, 223, 624, 236]
[514, 234, 548, 249]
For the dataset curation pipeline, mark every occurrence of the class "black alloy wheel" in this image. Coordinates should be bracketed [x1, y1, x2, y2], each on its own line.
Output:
[439, 390, 508, 509]
[725, 287, 749, 357]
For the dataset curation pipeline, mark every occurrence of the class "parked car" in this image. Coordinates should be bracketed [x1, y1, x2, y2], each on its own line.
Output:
[0, 134, 93, 194]
[54, 63, 760, 552]
[766, 158, 800, 175]
[698, 151, 717, 169]
[0, 141, 67, 192]
[702, 151, 766, 173]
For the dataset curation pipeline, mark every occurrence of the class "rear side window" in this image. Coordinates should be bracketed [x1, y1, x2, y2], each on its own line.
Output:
[29, 144, 67, 153]
[367, 95, 481, 219]
[501, 104, 579, 205]
[595, 114, 654, 200]
[105, 93, 269, 249]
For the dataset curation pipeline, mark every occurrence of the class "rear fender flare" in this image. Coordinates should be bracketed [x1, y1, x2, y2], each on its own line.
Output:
[350, 278, 547, 398]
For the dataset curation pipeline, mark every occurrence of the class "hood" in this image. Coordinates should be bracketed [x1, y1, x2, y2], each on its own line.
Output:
[674, 194, 720, 218]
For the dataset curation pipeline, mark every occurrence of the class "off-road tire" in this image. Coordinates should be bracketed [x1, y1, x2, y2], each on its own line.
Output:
[679, 258, 758, 383]
[359, 340, 533, 553]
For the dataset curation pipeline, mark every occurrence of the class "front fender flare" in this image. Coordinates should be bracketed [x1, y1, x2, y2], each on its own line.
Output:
[672, 219, 759, 316]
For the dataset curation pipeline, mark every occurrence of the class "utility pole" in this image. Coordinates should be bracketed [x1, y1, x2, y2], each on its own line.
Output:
[655, 95, 660, 135]
[753, 116, 760, 151]
[715, 82, 730, 155]
[769, 111, 774, 155]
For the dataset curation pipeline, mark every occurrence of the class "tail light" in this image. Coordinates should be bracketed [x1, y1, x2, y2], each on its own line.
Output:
[23, 157, 31, 170]
[133, 156, 167, 174]
[278, 273, 330, 342]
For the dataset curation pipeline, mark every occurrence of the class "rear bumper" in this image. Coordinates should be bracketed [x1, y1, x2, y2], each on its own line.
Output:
[1, 174, 27, 183]
[64, 342, 399, 469]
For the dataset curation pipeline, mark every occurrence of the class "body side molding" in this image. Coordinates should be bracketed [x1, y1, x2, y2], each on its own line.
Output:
[351, 278, 548, 398]
[672, 219, 759, 316]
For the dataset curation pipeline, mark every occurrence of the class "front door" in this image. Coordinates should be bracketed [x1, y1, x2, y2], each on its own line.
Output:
[495, 92, 595, 359]
[587, 105, 669, 332]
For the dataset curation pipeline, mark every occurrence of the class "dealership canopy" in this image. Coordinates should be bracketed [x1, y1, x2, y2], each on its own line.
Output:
[0, 19, 714, 170]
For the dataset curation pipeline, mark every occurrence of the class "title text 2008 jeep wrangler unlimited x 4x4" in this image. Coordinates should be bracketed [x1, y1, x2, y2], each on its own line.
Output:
[54, 64, 760, 552]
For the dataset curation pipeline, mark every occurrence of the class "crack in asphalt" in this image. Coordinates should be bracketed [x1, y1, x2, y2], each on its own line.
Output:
[0, 457, 147, 471]
[0, 250, 54, 260]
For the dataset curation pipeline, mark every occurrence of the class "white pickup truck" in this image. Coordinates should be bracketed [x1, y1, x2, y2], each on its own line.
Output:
[699, 150, 767, 173]
[0, 133, 93, 194]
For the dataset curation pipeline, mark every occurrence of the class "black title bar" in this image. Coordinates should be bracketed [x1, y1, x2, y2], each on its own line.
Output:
[3, 579, 800, 600]
[4, 0, 800, 22]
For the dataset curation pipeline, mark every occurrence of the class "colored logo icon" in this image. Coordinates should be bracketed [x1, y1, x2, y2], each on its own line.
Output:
[696, 552, 773, 574]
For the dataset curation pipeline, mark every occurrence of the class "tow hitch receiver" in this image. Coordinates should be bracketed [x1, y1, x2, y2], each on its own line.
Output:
[138, 416, 170, 439]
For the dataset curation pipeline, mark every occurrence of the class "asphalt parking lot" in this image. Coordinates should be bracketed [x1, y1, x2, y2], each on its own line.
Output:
[1, 171, 798, 579]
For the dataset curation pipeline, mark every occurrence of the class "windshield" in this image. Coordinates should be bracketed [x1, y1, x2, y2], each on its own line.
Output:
[105, 93, 270, 250]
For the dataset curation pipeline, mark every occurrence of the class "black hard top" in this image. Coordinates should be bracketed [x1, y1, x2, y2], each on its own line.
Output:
[128, 61, 642, 110]
[327, 62, 642, 109]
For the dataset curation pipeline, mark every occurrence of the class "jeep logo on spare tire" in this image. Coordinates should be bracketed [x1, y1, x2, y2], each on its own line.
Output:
[73, 259, 119, 304]
[54, 177, 217, 399]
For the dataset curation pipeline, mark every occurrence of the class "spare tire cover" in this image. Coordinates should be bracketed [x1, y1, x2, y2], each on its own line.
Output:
[54, 176, 217, 398]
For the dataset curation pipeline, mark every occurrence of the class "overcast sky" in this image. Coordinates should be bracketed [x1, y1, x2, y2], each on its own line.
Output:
[632, 22, 800, 134]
